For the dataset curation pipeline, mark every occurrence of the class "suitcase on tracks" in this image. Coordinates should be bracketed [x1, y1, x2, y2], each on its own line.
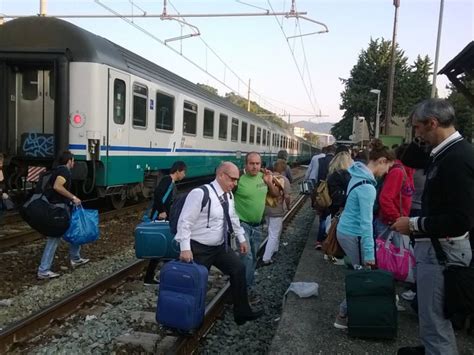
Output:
[346, 236, 397, 339]
[156, 260, 208, 332]
[134, 220, 180, 259]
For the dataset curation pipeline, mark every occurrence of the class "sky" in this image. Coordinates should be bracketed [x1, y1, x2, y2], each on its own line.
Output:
[1, 0, 473, 124]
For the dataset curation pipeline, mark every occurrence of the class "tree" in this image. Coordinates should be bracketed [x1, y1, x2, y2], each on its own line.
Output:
[447, 79, 474, 143]
[197, 83, 219, 96]
[225, 92, 289, 129]
[303, 132, 319, 145]
[331, 38, 432, 140]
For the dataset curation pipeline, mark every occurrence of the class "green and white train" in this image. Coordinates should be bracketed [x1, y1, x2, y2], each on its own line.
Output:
[0, 16, 316, 207]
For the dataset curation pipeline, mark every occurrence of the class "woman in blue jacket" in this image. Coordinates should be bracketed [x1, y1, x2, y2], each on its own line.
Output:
[334, 139, 395, 329]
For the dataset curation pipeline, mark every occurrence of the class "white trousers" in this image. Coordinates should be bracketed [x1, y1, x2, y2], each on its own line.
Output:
[263, 216, 283, 262]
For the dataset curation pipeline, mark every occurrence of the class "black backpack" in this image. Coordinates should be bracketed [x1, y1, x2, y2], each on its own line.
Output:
[19, 168, 71, 237]
[169, 185, 210, 235]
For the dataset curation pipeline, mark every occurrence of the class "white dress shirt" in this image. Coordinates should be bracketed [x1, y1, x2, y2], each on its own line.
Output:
[174, 180, 246, 251]
[305, 153, 325, 180]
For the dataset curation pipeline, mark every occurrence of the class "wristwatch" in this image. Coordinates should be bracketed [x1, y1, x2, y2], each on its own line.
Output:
[408, 218, 417, 233]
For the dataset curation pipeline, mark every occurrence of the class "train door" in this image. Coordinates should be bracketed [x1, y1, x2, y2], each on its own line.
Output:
[107, 69, 130, 185]
[15, 67, 55, 157]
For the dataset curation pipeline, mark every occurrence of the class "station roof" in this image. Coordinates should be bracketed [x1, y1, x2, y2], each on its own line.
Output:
[439, 41, 474, 104]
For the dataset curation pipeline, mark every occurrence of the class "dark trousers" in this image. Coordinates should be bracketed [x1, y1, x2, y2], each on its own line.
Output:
[144, 259, 159, 282]
[191, 240, 252, 316]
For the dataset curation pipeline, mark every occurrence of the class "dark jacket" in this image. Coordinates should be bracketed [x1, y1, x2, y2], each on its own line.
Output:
[317, 153, 334, 181]
[327, 169, 351, 217]
[403, 138, 474, 238]
[150, 175, 175, 220]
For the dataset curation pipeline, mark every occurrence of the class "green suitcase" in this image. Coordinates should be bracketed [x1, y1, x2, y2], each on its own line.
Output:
[345, 269, 398, 339]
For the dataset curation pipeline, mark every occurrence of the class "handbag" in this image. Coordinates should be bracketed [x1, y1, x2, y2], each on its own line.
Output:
[376, 227, 415, 283]
[431, 237, 474, 318]
[322, 214, 344, 258]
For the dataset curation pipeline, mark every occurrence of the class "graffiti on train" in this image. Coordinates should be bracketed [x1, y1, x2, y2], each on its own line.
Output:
[21, 133, 55, 157]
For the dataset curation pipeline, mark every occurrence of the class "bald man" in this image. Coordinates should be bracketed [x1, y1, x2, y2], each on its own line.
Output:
[174, 162, 264, 325]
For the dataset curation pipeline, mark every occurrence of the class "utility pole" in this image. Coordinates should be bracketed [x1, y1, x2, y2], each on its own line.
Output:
[247, 79, 251, 112]
[431, 0, 444, 98]
[40, 0, 47, 16]
[385, 0, 400, 135]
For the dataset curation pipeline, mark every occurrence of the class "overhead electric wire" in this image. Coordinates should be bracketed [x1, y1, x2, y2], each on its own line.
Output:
[266, 0, 321, 117]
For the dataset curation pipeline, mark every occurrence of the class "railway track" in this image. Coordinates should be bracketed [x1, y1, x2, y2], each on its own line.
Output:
[0, 175, 220, 250]
[0, 172, 308, 353]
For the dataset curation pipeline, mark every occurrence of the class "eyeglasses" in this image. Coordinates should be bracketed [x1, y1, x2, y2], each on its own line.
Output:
[224, 172, 239, 182]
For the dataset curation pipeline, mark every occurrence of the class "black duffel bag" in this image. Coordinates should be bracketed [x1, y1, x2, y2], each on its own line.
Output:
[20, 193, 71, 237]
[443, 265, 474, 318]
[431, 237, 474, 319]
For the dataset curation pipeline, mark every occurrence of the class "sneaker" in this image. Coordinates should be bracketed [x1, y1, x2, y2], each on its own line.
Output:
[261, 259, 274, 267]
[331, 257, 345, 266]
[248, 292, 261, 306]
[401, 290, 416, 301]
[71, 258, 90, 268]
[314, 242, 323, 250]
[37, 271, 60, 280]
[334, 314, 348, 329]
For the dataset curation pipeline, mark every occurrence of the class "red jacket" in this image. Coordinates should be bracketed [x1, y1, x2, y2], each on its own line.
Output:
[378, 160, 415, 225]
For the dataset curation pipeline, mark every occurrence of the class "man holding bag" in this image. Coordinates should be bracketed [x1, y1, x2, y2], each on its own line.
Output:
[392, 99, 474, 355]
[37, 151, 89, 280]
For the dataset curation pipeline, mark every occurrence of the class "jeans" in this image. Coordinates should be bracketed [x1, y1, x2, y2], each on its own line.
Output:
[38, 237, 81, 274]
[238, 222, 263, 288]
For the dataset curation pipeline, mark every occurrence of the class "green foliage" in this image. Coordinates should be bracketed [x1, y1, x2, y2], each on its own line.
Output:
[447, 78, 474, 142]
[195, 83, 289, 129]
[225, 92, 289, 129]
[197, 83, 219, 96]
[303, 132, 319, 145]
[332, 38, 432, 140]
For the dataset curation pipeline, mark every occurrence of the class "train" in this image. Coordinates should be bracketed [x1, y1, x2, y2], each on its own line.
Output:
[0, 16, 317, 208]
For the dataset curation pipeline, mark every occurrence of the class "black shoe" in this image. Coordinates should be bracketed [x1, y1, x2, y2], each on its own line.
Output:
[397, 346, 425, 355]
[234, 309, 264, 325]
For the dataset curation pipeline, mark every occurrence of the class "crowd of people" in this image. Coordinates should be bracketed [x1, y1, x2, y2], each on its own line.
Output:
[6, 97, 472, 351]
[308, 99, 473, 355]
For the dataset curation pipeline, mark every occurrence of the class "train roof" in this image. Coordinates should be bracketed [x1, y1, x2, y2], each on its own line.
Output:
[0, 16, 288, 132]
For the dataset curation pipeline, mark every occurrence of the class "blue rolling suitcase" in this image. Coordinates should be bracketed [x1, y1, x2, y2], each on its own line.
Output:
[134, 220, 180, 259]
[156, 260, 208, 332]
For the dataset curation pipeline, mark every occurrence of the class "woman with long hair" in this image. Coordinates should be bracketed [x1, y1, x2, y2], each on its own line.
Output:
[333, 139, 395, 329]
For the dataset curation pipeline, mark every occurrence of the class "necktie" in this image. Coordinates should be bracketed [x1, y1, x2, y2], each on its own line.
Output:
[221, 193, 231, 251]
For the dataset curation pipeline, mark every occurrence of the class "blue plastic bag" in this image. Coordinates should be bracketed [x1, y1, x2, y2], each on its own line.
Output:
[64, 206, 99, 245]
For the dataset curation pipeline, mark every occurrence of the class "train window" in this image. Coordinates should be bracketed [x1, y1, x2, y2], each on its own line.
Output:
[133, 83, 148, 128]
[231, 118, 239, 142]
[262, 129, 267, 145]
[249, 125, 255, 144]
[241, 122, 248, 143]
[183, 101, 197, 135]
[219, 114, 228, 140]
[267, 131, 271, 146]
[203, 108, 214, 138]
[155, 92, 174, 131]
[256, 127, 261, 145]
[114, 79, 126, 125]
[22, 69, 38, 100]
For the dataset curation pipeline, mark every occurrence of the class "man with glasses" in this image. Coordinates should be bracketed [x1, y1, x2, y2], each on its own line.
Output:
[175, 161, 264, 325]
[234, 152, 280, 304]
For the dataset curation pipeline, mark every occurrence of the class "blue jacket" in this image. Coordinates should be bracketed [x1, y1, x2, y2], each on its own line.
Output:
[337, 162, 377, 261]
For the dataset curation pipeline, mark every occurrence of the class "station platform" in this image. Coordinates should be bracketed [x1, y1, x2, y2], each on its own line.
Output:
[269, 217, 474, 354]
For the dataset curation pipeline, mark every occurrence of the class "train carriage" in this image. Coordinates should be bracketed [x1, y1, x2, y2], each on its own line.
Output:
[0, 16, 315, 207]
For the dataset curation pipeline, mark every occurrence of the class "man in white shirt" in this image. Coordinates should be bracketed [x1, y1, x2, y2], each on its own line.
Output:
[304, 147, 326, 182]
[175, 161, 264, 325]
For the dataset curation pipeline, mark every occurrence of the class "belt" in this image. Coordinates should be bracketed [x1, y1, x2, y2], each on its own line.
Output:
[415, 232, 469, 242]
[240, 220, 262, 227]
